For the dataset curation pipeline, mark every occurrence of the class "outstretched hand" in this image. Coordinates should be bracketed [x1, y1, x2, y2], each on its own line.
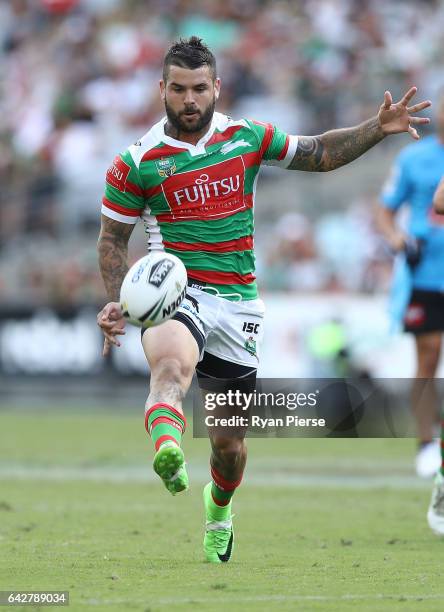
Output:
[378, 87, 431, 140]
[97, 301, 126, 356]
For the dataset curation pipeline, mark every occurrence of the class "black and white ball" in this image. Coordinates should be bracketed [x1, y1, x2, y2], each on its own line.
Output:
[120, 252, 187, 328]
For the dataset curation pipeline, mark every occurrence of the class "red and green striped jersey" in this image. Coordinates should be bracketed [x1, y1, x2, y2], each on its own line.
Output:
[102, 112, 298, 300]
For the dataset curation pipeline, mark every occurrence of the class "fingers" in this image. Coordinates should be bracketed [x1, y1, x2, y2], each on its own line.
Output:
[383, 90, 392, 109]
[408, 116, 430, 125]
[407, 100, 432, 113]
[102, 331, 122, 357]
[408, 125, 419, 140]
[399, 86, 417, 106]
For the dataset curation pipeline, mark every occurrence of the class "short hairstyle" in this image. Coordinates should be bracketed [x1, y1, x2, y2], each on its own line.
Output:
[163, 36, 217, 82]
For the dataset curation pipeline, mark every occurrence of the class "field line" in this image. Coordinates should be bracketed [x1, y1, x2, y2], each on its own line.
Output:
[0, 463, 431, 489]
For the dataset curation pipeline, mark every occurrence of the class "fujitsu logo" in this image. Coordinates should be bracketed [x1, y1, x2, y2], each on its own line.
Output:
[109, 164, 124, 181]
[173, 173, 241, 206]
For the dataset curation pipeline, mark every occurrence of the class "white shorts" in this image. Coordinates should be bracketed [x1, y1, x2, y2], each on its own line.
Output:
[173, 286, 265, 370]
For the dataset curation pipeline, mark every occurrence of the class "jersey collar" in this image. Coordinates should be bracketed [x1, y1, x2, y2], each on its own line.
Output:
[161, 113, 219, 156]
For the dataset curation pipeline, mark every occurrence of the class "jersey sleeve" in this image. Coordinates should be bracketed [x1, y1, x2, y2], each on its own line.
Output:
[101, 149, 145, 224]
[380, 153, 412, 211]
[247, 120, 298, 168]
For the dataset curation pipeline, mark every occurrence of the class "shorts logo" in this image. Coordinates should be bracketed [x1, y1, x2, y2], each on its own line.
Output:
[161, 156, 246, 220]
[106, 156, 131, 192]
[404, 303, 426, 327]
[244, 336, 257, 358]
[156, 157, 177, 177]
[148, 259, 174, 288]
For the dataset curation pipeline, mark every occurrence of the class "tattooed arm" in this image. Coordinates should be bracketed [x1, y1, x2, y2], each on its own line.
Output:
[289, 87, 431, 172]
[288, 117, 384, 172]
[97, 215, 135, 355]
[97, 214, 135, 301]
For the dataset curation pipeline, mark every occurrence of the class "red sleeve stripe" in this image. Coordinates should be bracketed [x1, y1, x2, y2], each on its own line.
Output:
[277, 135, 290, 161]
[141, 144, 187, 162]
[125, 180, 143, 197]
[258, 122, 275, 159]
[102, 197, 141, 217]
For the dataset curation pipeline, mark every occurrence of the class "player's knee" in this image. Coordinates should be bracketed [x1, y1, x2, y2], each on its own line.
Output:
[211, 436, 246, 467]
[151, 356, 194, 393]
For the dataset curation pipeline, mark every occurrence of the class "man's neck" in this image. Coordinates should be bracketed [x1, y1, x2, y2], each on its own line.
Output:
[164, 120, 212, 146]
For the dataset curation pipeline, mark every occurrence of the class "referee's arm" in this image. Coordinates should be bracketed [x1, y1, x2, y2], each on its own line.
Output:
[433, 177, 444, 214]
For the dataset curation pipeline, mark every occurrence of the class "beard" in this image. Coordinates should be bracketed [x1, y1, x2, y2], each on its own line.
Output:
[164, 96, 216, 134]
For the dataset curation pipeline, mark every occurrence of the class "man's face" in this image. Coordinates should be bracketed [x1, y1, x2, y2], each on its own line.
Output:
[160, 65, 220, 134]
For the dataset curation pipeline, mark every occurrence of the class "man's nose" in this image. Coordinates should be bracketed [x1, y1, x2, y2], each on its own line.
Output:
[184, 89, 196, 105]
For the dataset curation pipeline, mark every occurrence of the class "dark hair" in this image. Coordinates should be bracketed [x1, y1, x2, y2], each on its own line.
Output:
[163, 36, 217, 82]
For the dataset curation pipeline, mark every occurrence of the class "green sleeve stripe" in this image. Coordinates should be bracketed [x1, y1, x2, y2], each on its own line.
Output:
[104, 184, 144, 208]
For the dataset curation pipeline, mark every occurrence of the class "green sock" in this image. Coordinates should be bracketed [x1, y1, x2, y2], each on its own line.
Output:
[145, 403, 186, 452]
[207, 466, 242, 520]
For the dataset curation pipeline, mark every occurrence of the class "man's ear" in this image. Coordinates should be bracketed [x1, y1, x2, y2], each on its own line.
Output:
[159, 79, 166, 101]
[214, 78, 221, 101]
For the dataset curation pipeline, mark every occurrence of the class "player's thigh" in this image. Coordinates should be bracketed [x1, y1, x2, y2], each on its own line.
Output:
[142, 319, 200, 379]
[198, 353, 257, 444]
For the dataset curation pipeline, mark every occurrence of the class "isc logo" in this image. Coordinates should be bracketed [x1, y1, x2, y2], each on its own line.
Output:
[148, 259, 174, 288]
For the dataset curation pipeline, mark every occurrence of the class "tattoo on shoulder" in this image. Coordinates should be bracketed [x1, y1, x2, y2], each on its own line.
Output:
[288, 136, 325, 171]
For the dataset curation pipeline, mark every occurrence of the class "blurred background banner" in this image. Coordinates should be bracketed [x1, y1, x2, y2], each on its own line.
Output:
[2, 295, 442, 379]
[1, 0, 444, 385]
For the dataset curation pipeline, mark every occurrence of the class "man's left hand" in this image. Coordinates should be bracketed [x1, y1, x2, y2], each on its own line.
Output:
[378, 87, 431, 140]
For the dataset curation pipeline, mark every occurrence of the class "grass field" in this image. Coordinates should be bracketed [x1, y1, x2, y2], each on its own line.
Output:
[0, 408, 443, 611]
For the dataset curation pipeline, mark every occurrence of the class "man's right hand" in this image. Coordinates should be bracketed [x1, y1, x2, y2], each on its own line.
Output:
[97, 301, 126, 357]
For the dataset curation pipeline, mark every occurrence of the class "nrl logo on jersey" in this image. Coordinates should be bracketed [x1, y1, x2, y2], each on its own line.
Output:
[155, 156, 176, 177]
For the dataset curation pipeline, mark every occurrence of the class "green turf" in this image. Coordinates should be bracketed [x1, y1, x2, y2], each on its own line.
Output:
[0, 410, 442, 611]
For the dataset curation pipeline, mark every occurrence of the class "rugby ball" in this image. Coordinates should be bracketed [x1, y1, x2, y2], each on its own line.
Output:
[120, 252, 187, 328]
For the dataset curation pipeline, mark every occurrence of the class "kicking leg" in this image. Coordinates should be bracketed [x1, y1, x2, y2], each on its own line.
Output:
[142, 319, 199, 494]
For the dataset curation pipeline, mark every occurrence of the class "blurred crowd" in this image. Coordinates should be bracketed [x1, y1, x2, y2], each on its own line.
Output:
[1, 0, 443, 306]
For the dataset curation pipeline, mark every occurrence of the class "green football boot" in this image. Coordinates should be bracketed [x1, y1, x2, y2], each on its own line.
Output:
[153, 442, 189, 495]
[203, 482, 234, 563]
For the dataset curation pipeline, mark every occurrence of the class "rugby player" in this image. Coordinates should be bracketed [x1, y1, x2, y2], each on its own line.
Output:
[427, 174, 444, 535]
[97, 37, 431, 562]
[377, 96, 444, 479]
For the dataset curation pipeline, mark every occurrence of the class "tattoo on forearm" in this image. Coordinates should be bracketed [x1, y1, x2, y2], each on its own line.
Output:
[289, 116, 385, 172]
[97, 217, 134, 301]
